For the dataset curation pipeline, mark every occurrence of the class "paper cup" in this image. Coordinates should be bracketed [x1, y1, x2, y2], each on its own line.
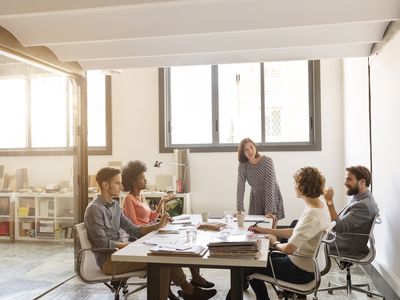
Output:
[201, 212, 208, 222]
[237, 212, 246, 227]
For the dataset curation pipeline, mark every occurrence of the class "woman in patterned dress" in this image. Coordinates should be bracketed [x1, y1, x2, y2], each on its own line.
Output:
[236, 138, 285, 220]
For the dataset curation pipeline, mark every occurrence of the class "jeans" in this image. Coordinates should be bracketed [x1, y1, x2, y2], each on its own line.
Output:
[243, 252, 315, 300]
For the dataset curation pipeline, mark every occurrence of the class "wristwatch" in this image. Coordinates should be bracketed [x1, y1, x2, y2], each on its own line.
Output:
[326, 201, 333, 206]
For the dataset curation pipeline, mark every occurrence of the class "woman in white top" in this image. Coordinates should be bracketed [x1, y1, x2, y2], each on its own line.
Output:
[230, 167, 330, 300]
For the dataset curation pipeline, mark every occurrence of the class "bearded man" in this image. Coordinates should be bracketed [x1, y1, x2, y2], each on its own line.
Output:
[324, 165, 379, 258]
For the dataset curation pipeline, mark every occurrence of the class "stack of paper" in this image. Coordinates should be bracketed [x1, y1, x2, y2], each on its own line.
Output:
[148, 244, 207, 257]
[208, 234, 261, 259]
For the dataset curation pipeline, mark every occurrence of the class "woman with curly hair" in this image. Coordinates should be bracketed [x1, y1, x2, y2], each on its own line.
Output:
[121, 160, 215, 300]
[229, 167, 330, 300]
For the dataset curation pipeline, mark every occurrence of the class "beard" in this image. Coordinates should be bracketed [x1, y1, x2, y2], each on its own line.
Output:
[346, 184, 360, 196]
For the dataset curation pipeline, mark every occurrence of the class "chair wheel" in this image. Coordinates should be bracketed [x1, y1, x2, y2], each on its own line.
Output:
[367, 292, 372, 297]
[312, 296, 318, 300]
[328, 290, 333, 294]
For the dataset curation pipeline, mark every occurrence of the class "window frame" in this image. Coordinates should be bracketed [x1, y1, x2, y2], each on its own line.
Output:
[0, 75, 112, 156]
[159, 60, 321, 153]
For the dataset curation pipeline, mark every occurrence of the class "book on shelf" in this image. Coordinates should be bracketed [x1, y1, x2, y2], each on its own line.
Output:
[18, 207, 29, 217]
[148, 244, 207, 257]
[39, 219, 54, 233]
[39, 198, 54, 217]
[0, 221, 9, 236]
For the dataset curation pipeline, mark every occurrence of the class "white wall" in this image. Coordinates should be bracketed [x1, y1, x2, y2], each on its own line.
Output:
[88, 59, 346, 224]
[369, 33, 400, 292]
[1, 59, 346, 225]
[342, 57, 371, 167]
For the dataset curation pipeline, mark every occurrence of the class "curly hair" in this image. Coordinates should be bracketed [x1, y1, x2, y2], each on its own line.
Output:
[237, 138, 260, 163]
[293, 167, 325, 198]
[121, 160, 147, 192]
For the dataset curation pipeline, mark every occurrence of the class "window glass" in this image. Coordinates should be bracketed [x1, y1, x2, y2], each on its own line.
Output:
[87, 70, 106, 147]
[161, 60, 320, 152]
[31, 76, 68, 147]
[170, 65, 212, 144]
[0, 78, 27, 148]
[264, 61, 310, 143]
[218, 63, 261, 143]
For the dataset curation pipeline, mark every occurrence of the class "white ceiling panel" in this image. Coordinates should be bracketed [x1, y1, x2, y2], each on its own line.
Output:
[0, 0, 399, 70]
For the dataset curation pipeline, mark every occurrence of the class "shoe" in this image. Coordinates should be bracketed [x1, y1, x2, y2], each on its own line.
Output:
[190, 279, 215, 288]
[168, 288, 180, 300]
[182, 287, 217, 300]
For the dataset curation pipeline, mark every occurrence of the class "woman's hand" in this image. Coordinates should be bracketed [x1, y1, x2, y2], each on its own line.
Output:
[161, 192, 176, 204]
[266, 234, 278, 247]
[158, 213, 170, 229]
[265, 213, 277, 228]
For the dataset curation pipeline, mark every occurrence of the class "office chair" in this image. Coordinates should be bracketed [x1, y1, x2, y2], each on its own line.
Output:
[74, 223, 147, 300]
[317, 214, 385, 299]
[248, 221, 336, 300]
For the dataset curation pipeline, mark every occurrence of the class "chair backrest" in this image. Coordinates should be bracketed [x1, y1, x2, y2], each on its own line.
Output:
[359, 213, 380, 264]
[74, 222, 107, 282]
[316, 221, 336, 275]
[330, 214, 380, 265]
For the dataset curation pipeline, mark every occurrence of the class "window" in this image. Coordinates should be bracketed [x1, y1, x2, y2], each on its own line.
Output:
[160, 60, 321, 152]
[0, 68, 111, 155]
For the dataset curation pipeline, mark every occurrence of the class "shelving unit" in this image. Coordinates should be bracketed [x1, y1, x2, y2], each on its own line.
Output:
[15, 193, 74, 243]
[0, 193, 14, 241]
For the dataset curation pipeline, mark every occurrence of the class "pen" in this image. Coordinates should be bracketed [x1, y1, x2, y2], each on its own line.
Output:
[251, 221, 263, 227]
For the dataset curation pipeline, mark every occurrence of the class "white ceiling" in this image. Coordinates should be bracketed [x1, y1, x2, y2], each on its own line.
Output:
[0, 0, 399, 71]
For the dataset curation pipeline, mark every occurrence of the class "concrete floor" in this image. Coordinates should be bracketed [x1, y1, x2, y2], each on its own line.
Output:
[0, 242, 385, 300]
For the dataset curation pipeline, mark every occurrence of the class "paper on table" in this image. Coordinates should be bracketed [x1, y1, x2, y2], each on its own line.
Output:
[143, 235, 188, 249]
[157, 224, 184, 234]
[171, 214, 190, 221]
[149, 244, 207, 256]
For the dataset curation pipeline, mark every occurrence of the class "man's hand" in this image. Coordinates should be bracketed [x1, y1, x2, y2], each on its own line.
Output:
[324, 187, 334, 205]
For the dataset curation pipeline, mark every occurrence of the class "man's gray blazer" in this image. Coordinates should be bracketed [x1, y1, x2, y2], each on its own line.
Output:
[329, 190, 379, 259]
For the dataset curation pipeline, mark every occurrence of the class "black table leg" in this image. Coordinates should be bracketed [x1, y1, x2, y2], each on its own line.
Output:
[230, 267, 244, 300]
[147, 263, 161, 300]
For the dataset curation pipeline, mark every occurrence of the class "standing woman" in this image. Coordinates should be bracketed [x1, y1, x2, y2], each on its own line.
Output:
[236, 138, 285, 220]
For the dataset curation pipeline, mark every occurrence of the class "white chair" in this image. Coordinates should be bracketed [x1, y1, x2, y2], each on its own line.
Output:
[317, 214, 385, 299]
[74, 223, 147, 300]
[248, 221, 336, 300]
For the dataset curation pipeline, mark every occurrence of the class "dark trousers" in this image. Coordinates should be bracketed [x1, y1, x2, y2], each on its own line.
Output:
[243, 252, 315, 300]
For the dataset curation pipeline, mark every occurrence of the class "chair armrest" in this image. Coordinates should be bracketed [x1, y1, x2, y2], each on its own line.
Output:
[77, 247, 118, 264]
[327, 232, 375, 264]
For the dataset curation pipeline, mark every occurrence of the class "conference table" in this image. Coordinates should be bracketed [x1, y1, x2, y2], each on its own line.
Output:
[112, 214, 271, 300]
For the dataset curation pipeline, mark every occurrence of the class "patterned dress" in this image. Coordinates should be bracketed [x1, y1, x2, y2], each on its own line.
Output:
[236, 155, 285, 219]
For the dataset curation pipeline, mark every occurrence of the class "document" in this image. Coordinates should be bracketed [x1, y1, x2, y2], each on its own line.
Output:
[149, 244, 207, 257]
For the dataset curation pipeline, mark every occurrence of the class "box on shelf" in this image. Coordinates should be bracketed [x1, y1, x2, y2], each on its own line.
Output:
[0, 221, 9, 236]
